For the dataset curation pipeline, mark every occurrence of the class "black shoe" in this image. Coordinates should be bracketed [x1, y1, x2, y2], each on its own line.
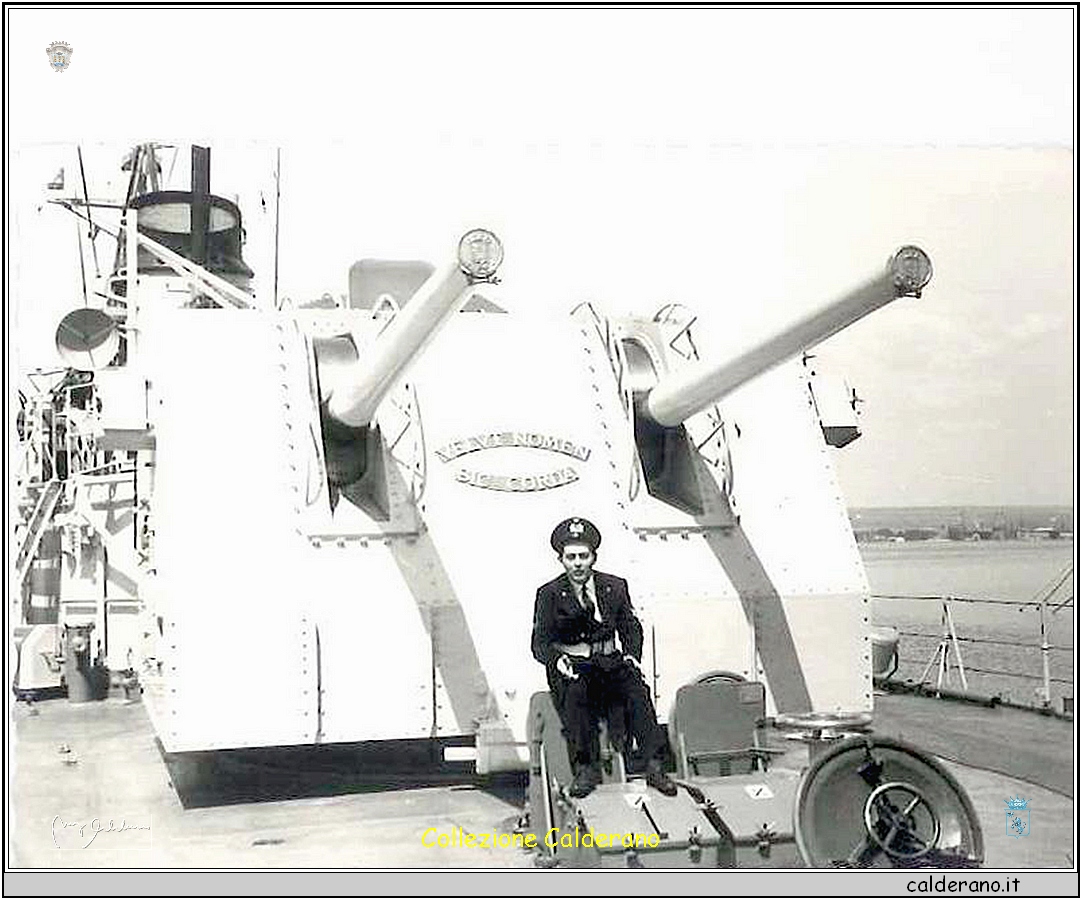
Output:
[645, 769, 678, 797]
[569, 766, 600, 798]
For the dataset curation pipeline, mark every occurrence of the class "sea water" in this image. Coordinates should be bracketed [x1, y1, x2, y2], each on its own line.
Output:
[862, 539, 1075, 709]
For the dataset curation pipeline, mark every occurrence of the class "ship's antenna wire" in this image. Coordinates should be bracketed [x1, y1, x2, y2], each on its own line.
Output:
[273, 147, 281, 309]
[166, 145, 178, 186]
[1050, 593, 1073, 613]
[1039, 564, 1074, 613]
[121, 145, 141, 213]
[1030, 562, 1073, 606]
[76, 220, 89, 306]
[77, 145, 100, 276]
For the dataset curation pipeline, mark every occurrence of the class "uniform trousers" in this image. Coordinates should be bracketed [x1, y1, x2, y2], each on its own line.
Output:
[550, 652, 667, 772]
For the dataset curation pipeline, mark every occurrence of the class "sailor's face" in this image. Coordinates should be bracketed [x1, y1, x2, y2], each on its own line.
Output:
[560, 543, 595, 585]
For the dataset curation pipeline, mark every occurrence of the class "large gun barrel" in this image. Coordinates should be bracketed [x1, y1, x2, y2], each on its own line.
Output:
[325, 229, 502, 428]
[643, 246, 932, 427]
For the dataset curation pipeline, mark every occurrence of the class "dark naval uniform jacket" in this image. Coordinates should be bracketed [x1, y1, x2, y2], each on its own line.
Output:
[531, 570, 644, 677]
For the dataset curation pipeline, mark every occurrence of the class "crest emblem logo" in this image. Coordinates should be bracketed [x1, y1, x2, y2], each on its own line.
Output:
[1004, 796, 1030, 838]
[46, 41, 73, 72]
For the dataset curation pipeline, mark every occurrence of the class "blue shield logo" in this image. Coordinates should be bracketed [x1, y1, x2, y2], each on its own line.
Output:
[46, 42, 72, 73]
[1005, 797, 1030, 838]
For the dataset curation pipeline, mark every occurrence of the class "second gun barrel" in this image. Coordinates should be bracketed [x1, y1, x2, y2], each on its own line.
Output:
[643, 246, 931, 428]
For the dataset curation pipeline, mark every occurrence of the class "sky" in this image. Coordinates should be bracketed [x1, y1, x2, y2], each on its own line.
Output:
[5, 6, 1076, 509]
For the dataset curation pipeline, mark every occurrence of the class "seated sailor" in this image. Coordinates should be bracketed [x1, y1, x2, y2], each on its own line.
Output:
[531, 516, 678, 799]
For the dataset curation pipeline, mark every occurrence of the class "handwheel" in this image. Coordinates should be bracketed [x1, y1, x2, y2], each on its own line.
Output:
[862, 781, 941, 860]
[794, 736, 984, 868]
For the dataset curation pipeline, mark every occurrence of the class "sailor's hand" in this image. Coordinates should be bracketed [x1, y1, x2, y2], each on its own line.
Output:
[556, 654, 579, 680]
[623, 654, 641, 670]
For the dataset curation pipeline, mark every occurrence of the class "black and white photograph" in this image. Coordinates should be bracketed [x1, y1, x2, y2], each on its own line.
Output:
[4, 6, 1076, 896]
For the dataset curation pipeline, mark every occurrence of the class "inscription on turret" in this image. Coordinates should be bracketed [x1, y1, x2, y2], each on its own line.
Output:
[435, 432, 591, 463]
[454, 467, 580, 492]
[436, 432, 590, 492]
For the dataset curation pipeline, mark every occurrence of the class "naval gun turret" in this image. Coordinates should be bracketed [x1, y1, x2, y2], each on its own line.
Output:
[21, 143, 982, 868]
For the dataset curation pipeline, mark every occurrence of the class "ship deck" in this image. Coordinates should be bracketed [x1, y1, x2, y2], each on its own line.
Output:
[8, 692, 1074, 868]
[874, 692, 1074, 868]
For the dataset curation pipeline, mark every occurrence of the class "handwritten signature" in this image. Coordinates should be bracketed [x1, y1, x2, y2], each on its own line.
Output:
[51, 815, 151, 848]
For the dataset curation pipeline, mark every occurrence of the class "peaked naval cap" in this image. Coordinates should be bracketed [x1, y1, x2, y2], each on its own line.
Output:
[550, 517, 601, 554]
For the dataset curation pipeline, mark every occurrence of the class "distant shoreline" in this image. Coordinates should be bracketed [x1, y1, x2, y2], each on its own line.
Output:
[856, 533, 1075, 546]
[848, 505, 1073, 542]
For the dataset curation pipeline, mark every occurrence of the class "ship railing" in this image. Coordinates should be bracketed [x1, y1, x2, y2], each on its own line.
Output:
[16, 392, 52, 490]
[14, 379, 119, 582]
[15, 393, 51, 581]
[871, 578, 1074, 716]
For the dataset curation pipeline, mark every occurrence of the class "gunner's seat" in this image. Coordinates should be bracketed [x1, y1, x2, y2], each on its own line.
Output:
[526, 692, 630, 799]
[668, 673, 786, 778]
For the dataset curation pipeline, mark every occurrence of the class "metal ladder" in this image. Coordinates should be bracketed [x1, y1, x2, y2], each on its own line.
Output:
[14, 480, 63, 586]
